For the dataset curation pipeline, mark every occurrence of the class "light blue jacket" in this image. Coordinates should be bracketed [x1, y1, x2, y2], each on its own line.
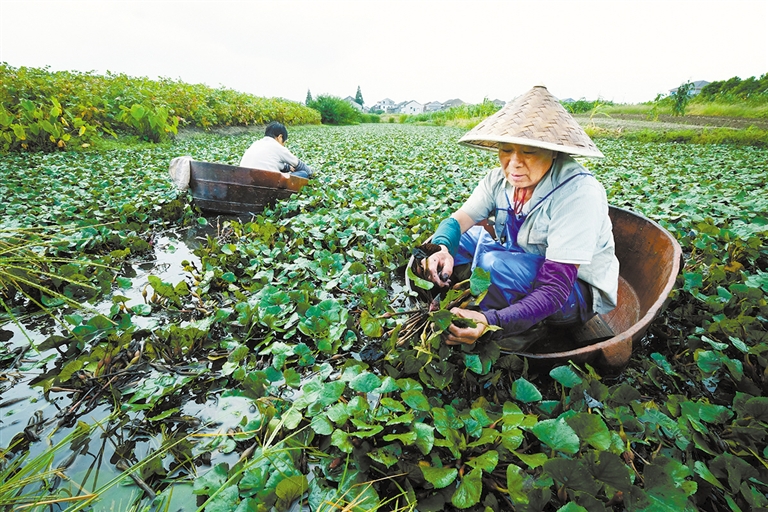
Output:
[460, 155, 619, 314]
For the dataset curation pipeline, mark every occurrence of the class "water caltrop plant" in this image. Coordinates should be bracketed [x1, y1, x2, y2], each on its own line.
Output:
[0, 124, 767, 511]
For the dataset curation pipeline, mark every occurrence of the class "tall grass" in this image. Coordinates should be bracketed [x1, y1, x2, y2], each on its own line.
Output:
[686, 101, 768, 119]
[602, 101, 768, 119]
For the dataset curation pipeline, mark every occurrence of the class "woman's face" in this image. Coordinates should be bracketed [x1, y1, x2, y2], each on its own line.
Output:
[498, 143, 556, 189]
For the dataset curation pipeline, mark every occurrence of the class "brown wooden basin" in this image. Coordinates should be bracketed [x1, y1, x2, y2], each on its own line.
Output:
[188, 160, 308, 215]
[407, 206, 682, 370]
[518, 206, 682, 369]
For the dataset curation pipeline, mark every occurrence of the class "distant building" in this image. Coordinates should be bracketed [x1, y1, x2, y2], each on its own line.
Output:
[425, 100, 443, 112]
[398, 100, 424, 114]
[372, 98, 396, 113]
[491, 99, 505, 108]
[668, 80, 710, 96]
[343, 96, 364, 111]
[441, 98, 465, 109]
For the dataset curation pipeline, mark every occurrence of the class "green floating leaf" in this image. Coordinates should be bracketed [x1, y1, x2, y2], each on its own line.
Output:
[550, 365, 583, 388]
[360, 310, 384, 337]
[131, 303, 152, 316]
[368, 445, 401, 469]
[281, 407, 303, 430]
[421, 465, 458, 489]
[193, 463, 229, 495]
[506, 464, 530, 505]
[584, 450, 632, 492]
[382, 431, 417, 445]
[451, 468, 482, 509]
[275, 475, 308, 508]
[544, 458, 601, 495]
[514, 451, 548, 469]
[331, 429, 354, 453]
[635, 455, 696, 510]
[116, 276, 133, 289]
[565, 412, 612, 451]
[466, 450, 498, 473]
[502, 402, 525, 427]
[464, 353, 491, 375]
[413, 422, 435, 455]
[310, 415, 334, 436]
[407, 265, 434, 291]
[743, 397, 768, 421]
[469, 267, 491, 296]
[556, 503, 589, 512]
[694, 461, 724, 490]
[531, 417, 580, 455]
[511, 378, 542, 403]
[204, 484, 240, 512]
[401, 389, 431, 411]
[349, 371, 382, 393]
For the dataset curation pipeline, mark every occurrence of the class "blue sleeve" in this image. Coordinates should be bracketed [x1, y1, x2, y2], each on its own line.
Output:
[431, 217, 462, 256]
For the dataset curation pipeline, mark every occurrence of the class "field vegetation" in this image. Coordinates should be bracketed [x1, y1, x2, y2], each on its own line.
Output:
[1, 120, 767, 511]
[1, 69, 768, 511]
[0, 64, 321, 152]
[306, 94, 380, 125]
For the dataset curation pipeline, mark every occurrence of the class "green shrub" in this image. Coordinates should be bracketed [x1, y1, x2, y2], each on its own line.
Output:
[116, 103, 178, 143]
[0, 97, 102, 152]
[359, 113, 380, 123]
[670, 81, 694, 116]
[0, 63, 321, 151]
[307, 95, 361, 125]
[563, 98, 614, 114]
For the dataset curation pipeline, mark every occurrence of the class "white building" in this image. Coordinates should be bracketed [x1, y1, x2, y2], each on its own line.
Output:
[372, 98, 396, 113]
[399, 100, 424, 115]
[343, 96, 364, 111]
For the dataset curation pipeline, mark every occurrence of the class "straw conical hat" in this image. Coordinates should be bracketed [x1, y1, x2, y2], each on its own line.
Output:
[458, 85, 604, 158]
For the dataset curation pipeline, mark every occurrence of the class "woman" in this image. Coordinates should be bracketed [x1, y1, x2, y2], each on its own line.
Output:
[418, 85, 619, 349]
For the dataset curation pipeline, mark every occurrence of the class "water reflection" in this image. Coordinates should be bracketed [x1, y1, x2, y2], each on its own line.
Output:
[0, 222, 217, 508]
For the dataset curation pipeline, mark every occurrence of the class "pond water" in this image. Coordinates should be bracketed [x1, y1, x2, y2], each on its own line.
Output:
[0, 219, 259, 509]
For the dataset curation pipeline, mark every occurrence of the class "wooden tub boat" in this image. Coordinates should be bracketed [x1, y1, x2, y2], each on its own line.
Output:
[188, 160, 308, 215]
[406, 206, 682, 370]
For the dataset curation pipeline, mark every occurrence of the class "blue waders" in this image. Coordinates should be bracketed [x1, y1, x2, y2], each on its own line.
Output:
[454, 176, 593, 327]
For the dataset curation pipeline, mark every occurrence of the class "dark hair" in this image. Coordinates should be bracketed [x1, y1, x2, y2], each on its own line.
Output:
[265, 121, 288, 141]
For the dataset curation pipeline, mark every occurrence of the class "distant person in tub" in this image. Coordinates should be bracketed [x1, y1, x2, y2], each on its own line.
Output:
[413, 85, 619, 352]
[239, 121, 316, 179]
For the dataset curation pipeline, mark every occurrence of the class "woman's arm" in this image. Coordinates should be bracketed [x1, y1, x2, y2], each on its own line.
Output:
[444, 260, 579, 345]
[423, 210, 475, 287]
[483, 259, 578, 336]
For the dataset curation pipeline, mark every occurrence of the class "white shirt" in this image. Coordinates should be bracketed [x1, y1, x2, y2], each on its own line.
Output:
[239, 136, 299, 172]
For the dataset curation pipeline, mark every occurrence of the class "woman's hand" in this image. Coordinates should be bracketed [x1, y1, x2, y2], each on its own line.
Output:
[443, 308, 489, 346]
[422, 245, 454, 287]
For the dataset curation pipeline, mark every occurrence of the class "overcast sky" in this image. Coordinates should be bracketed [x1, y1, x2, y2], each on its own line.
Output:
[1, 0, 766, 106]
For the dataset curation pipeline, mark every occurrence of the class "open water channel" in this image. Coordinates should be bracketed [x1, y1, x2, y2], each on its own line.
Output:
[0, 219, 258, 510]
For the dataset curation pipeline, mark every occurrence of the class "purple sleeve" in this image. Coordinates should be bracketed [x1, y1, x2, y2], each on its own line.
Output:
[483, 260, 578, 337]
